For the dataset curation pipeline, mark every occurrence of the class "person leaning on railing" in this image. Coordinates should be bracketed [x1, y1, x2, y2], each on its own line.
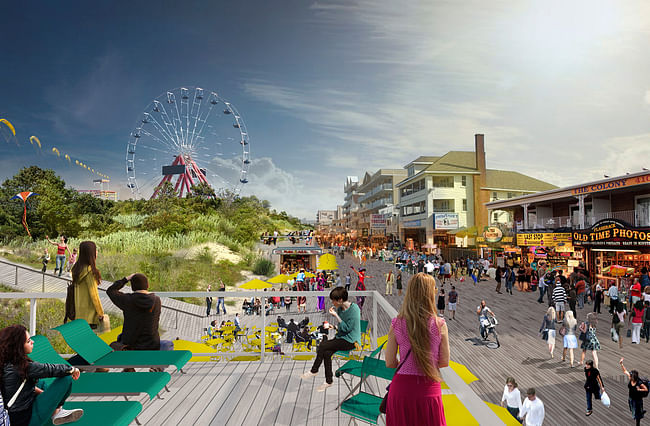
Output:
[384, 272, 450, 426]
[300, 287, 361, 392]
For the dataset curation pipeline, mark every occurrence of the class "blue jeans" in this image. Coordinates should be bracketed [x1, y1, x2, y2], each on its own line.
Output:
[538, 286, 546, 302]
[216, 298, 226, 314]
[586, 388, 600, 412]
[578, 293, 585, 309]
[55, 255, 66, 275]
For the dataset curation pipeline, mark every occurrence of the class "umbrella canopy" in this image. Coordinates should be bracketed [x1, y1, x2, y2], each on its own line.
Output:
[240, 279, 272, 290]
[289, 271, 316, 278]
[267, 274, 289, 284]
[317, 253, 339, 270]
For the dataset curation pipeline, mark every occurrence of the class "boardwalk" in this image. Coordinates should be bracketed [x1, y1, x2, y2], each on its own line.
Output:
[339, 255, 648, 426]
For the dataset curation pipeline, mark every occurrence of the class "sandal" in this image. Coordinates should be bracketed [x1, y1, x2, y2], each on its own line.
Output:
[586, 411, 592, 416]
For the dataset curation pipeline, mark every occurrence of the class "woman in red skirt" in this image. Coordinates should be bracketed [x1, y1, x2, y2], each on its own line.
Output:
[385, 272, 450, 426]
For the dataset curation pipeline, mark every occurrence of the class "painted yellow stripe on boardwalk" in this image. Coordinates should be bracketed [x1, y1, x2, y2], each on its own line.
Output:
[442, 395, 478, 425]
[450, 360, 479, 384]
[485, 402, 522, 425]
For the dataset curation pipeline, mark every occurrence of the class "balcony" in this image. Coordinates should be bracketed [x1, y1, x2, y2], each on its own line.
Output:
[516, 210, 639, 230]
[358, 183, 392, 203]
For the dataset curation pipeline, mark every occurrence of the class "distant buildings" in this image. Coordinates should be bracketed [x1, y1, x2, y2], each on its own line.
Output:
[337, 134, 556, 251]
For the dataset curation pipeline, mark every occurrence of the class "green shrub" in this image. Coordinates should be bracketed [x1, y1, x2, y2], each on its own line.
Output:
[252, 258, 275, 277]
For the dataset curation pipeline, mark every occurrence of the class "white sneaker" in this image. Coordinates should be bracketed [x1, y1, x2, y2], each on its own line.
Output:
[317, 382, 332, 392]
[52, 408, 84, 425]
[300, 371, 318, 380]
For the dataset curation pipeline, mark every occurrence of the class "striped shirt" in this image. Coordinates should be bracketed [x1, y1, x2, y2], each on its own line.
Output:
[552, 286, 567, 304]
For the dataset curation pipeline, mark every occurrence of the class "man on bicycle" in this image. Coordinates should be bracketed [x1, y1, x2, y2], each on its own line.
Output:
[476, 300, 495, 339]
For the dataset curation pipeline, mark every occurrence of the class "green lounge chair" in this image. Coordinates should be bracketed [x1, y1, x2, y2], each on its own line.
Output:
[29, 335, 171, 401]
[53, 319, 192, 373]
[335, 342, 386, 403]
[61, 401, 142, 426]
[339, 357, 386, 425]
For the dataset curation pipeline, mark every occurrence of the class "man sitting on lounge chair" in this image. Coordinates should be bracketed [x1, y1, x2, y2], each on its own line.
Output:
[107, 273, 173, 352]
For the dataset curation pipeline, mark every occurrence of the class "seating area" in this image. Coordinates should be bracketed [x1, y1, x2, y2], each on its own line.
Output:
[26, 320, 192, 426]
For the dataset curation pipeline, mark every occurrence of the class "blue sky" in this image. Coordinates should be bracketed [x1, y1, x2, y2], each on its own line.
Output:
[1, 1, 649, 218]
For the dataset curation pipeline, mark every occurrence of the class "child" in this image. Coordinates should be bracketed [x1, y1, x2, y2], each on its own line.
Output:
[41, 248, 50, 273]
[66, 247, 78, 272]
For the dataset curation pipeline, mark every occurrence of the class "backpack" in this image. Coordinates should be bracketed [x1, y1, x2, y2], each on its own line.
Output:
[64, 282, 76, 324]
[613, 313, 620, 324]
[0, 395, 9, 426]
[639, 378, 650, 398]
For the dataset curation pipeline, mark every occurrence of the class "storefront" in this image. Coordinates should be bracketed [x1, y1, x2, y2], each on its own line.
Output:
[272, 246, 323, 273]
[515, 230, 584, 270]
[572, 218, 650, 288]
[476, 226, 519, 266]
[401, 219, 426, 251]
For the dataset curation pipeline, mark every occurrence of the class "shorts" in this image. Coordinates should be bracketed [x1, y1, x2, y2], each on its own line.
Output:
[444, 274, 451, 279]
[555, 302, 565, 312]
[448, 302, 457, 311]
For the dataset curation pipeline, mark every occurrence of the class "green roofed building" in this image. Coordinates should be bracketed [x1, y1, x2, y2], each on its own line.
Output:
[396, 134, 557, 250]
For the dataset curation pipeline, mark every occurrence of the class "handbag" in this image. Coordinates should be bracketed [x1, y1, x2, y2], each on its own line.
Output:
[541, 329, 548, 341]
[379, 349, 411, 414]
[99, 315, 111, 334]
[559, 326, 567, 337]
[601, 391, 610, 407]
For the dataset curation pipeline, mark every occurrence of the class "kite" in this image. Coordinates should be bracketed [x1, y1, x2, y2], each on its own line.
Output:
[11, 192, 38, 238]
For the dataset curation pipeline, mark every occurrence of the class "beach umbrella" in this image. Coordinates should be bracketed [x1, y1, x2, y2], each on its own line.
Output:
[317, 253, 339, 270]
[267, 274, 289, 284]
[240, 279, 272, 290]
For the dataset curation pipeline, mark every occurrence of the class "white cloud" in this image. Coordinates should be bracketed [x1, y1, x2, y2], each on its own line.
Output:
[243, 0, 650, 210]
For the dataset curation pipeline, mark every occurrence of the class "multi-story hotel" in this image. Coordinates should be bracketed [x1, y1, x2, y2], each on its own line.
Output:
[396, 134, 556, 250]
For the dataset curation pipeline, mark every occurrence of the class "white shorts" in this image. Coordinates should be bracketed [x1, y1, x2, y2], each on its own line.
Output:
[448, 302, 457, 311]
[555, 302, 565, 312]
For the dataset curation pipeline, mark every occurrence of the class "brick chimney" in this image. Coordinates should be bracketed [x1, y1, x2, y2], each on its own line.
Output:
[475, 134, 486, 182]
[473, 134, 489, 231]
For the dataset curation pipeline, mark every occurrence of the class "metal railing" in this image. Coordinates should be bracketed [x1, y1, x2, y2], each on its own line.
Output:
[0, 290, 388, 362]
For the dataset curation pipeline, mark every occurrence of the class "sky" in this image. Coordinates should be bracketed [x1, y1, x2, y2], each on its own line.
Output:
[0, 1, 649, 219]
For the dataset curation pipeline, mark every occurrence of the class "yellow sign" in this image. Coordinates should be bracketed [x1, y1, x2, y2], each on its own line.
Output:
[516, 232, 572, 247]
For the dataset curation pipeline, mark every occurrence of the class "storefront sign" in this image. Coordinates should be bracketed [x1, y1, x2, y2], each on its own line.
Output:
[572, 218, 650, 247]
[516, 232, 572, 247]
[433, 213, 459, 230]
[476, 236, 514, 243]
[272, 248, 323, 255]
[571, 174, 650, 196]
[482, 226, 503, 243]
[370, 214, 387, 229]
[402, 219, 422, 228]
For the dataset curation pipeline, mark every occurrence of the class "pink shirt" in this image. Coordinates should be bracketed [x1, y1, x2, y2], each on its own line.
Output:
[391, 316, 443, 376]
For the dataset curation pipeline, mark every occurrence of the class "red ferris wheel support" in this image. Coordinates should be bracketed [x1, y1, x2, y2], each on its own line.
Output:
[151, 154, 211, 199]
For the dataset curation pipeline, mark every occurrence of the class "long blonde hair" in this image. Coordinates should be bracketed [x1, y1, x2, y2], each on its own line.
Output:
[565, 310, 576, 329]
[546, 306, 556, 321]
[398, 273, 440, 381]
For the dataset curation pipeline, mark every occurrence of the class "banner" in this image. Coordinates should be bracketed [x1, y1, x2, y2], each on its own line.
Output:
[370, 214, 387, 229]
[433, 213, 459, 230]
[572, 218, 650, 247]
[516, 232, 572, 247]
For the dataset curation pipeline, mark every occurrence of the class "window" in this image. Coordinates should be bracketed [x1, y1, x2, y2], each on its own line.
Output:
[461, 176, 467, 187]
[407, 166, 415, 177]
[492, 192, 498, 201]
[493, 212, 499, 223]
[401, 200, 426, 217]
[433, 199, 454, 212]
[400, 179, 425, 198]
[462, 199, 467, 211]
[432, 177, 454, 188]
[507, 192, 515, 199]
[637, 196, 650, 227]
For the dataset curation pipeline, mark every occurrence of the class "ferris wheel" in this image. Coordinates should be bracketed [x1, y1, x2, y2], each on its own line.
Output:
[126, 86, 250, 198]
